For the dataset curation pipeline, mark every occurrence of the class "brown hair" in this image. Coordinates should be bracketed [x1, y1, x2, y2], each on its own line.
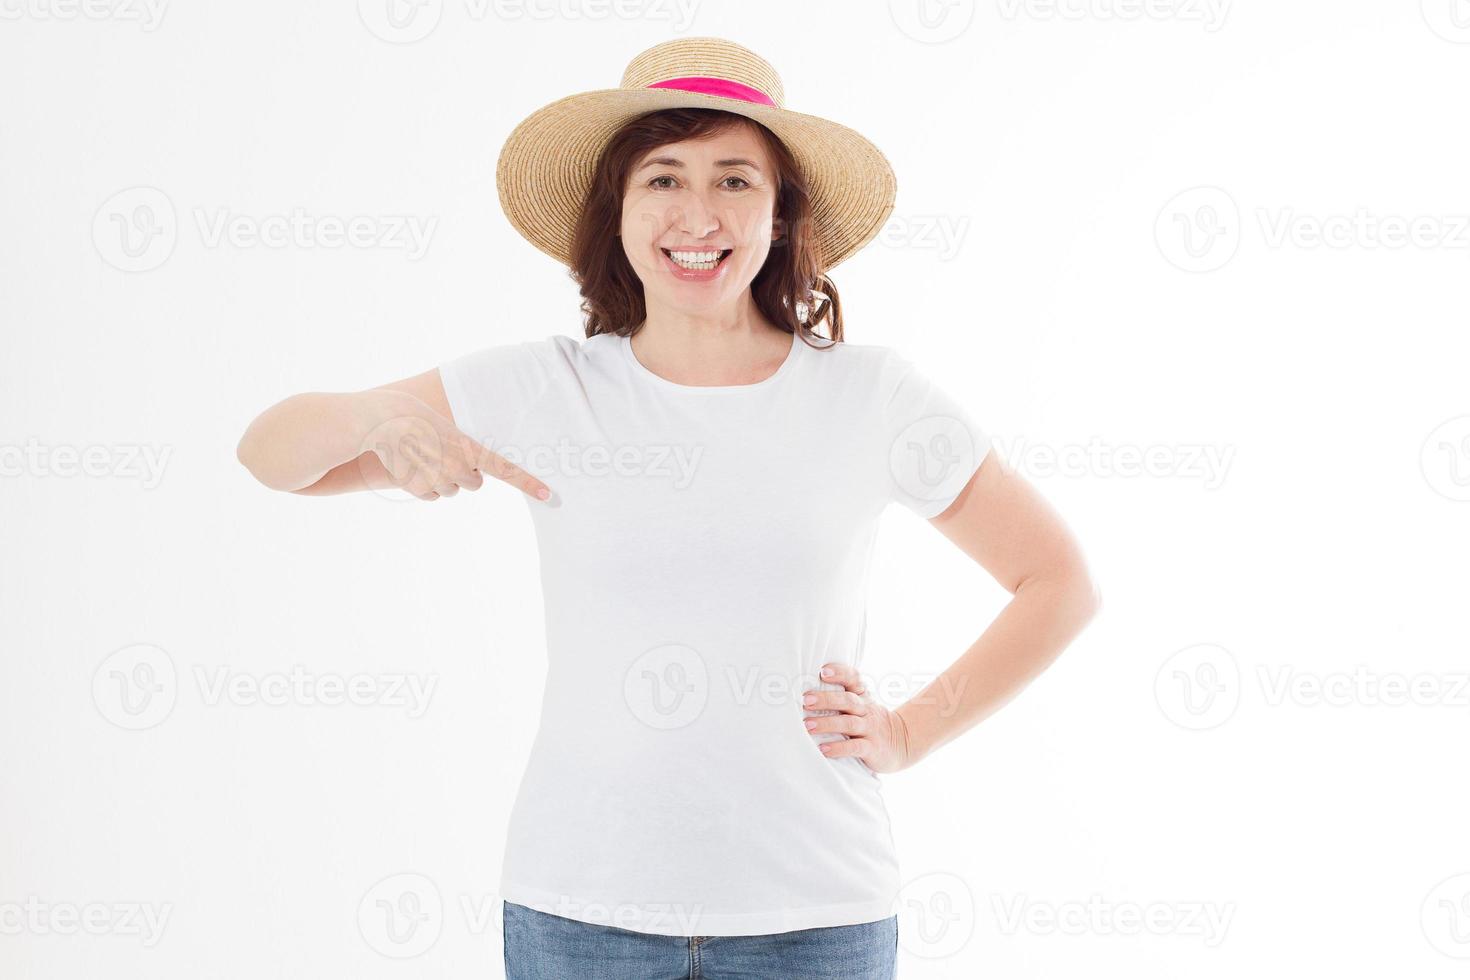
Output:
[568, 107, 842, 348]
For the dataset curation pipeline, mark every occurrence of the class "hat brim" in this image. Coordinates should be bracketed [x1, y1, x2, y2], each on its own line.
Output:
[494, 87, 897, 272]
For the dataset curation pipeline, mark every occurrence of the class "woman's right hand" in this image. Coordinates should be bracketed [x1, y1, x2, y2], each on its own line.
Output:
[236, 369, 552, 502]
[363, 398, 542, 502]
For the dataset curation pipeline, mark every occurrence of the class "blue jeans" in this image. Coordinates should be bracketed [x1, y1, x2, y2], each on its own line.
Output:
[502, 901, 899, 979]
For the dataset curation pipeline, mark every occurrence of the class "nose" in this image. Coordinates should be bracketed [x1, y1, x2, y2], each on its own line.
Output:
[669, 189, 720, 241]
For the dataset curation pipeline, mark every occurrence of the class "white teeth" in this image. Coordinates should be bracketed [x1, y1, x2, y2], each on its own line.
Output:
[666, 249, 727, 270]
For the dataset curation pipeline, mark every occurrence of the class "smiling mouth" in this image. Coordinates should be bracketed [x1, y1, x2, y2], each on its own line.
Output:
[662, 248, 733, 271]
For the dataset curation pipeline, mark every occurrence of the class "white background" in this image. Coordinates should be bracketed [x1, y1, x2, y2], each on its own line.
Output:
[3, 1, 1469, 977]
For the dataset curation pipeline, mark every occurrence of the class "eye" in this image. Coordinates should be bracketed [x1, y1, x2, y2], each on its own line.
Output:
[648, 175, 751, 191]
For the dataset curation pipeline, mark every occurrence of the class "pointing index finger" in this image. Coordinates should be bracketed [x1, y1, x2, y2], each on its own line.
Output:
[462, 435, 553, 502]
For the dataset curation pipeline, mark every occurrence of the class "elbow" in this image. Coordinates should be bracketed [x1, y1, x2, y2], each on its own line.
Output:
[1052, 575, 1101, 632]
[1068, 559, 1103, 623]
[1073, 567, 1103, 632]
[1084, 577, 1103, 621]
[1029, 562, 1102, 627]
[1011, 569, 1102, 641]
[235, 431, 255, 474]
[235, 427, 266, 484]
[235, 425, 292, 492]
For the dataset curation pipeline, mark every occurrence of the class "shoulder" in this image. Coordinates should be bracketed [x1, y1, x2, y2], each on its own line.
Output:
[799, 337, 916, 388]
[539, 331, 622, 363]
[438, 332, 599, 400]
[483, 332, 606, 374]
[515, 332, 585, 361]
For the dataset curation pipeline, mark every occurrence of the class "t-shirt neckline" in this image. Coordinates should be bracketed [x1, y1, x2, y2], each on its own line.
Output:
[620, 330, 802, 394]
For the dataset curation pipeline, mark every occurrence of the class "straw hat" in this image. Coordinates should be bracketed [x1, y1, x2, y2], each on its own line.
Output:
[494, 36, 897, 272]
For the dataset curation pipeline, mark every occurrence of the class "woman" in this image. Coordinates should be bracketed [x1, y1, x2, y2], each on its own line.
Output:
[236, 37, 1100, 980]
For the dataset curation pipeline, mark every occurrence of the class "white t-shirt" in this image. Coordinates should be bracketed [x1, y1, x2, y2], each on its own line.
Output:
[437, 329, 990, 937]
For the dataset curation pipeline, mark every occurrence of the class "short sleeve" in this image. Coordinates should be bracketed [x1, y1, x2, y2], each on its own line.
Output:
[437, 338, 555, 453]
[881, 350, 992, 519]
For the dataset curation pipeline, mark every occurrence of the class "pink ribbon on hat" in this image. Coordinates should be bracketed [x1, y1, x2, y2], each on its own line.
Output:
[645, 76, 775, 107]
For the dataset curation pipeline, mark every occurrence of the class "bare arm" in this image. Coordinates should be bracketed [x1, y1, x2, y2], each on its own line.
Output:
[893, 448, 1102, 765]
[235, 368, 550, 501]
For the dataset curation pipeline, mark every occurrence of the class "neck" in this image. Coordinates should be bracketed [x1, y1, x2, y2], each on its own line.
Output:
[631, 295, 794, 386]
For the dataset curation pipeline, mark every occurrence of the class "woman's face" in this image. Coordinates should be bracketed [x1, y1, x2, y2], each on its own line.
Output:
[620, 123, 779, 313]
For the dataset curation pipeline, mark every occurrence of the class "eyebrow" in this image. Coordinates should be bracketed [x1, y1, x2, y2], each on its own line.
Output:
[634, 156, 763, 174]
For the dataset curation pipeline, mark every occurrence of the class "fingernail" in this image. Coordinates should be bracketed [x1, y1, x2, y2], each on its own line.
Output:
[536, 488, 550, 500]
[804, 719, 816, 730]
[820, 666, 833, 677]
[802, 694, 815, 705]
